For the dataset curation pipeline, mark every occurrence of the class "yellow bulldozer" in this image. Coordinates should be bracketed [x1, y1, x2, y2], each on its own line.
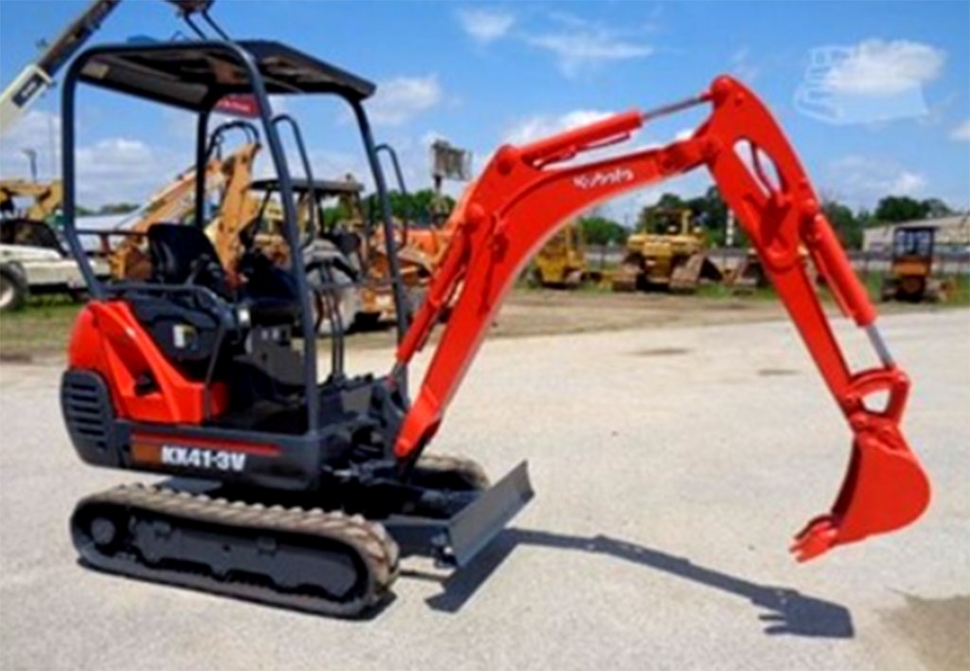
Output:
[612, 207, 722, 292]
[531, 222, 589, 288]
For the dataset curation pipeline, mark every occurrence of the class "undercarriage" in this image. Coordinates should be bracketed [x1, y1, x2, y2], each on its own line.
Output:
[71, 455, 532, 617]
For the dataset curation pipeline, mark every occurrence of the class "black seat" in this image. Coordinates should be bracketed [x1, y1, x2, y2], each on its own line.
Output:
[146, 223, 300, 326]
[147, 224, 231, 298]
[237, 252, 302, 326]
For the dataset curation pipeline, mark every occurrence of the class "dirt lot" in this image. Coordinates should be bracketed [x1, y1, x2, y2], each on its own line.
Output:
[0, 286, 945, 362]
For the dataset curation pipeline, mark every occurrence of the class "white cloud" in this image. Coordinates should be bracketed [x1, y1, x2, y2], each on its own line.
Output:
[730, 46, 760, 83]
[951, 119, 970, 142]
[73, 137, 186, 207]
[367, 76, 443, 126]
[525, 21, 652, 77]
[825, 155, 927, 208]
[503, 109, 615, 145]
[823, 39, 945, 95]
[0, 110, 61, 182]
[457, 8, 515, 44]
[0, 109, 196, 208]
[458, 9, 654, 79]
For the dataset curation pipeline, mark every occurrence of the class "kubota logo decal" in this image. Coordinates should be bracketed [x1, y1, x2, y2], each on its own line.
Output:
[573, 167, 635, 190]
[160, 445, 247, 472]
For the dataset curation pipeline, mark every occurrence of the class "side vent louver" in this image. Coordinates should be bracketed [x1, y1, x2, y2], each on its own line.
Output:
[61, 370, 116, 465]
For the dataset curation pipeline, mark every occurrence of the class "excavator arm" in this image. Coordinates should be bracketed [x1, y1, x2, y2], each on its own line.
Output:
[393, 76, 930, 561]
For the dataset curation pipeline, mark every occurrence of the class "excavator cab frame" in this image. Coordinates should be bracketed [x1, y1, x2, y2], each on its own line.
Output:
[61, 40, 409, 395]
[60, 38, 535, 616]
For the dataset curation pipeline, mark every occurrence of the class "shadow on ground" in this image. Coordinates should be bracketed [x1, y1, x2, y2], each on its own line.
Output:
[406, 528, 854, 639]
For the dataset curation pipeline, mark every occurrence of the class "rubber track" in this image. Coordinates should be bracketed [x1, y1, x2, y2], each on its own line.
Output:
[414, 453, 491, 490]
[72, 483, 400, 618]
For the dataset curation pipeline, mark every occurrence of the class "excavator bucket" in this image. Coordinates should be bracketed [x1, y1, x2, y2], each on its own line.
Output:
[792, 423, 930, 561]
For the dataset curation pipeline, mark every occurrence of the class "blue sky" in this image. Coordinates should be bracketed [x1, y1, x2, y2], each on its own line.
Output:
[1, 0, 968, 218]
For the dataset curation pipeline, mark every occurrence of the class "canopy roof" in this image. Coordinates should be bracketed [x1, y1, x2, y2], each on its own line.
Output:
[75, 40, 376, 111]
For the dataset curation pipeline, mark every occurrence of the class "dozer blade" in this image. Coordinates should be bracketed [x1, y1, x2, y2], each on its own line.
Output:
[387, 461, 534, 567]
[670, 252, 721, 293]
[791, 429, 930, 562]
[448, 461, 534, 566]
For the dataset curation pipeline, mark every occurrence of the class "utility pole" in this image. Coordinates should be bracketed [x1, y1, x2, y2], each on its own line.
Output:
[21, 148, 38, 182]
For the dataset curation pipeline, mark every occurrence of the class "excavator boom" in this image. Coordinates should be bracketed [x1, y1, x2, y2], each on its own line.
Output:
[394, 76, 930, 561]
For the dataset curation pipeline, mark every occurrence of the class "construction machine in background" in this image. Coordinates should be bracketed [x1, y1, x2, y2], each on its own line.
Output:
[371, 141, 470, 316]
[0, 179, 96, 309]
[729, 248, 770, 291]
[0, 0, 122, 136]
[382, 140, 469, 268]
[612, 207, 722, 292]
[58, 22, 930, 619]
[0, 0, 214, 136]
[247, 175, 426, 332]
[0, 216, 89, 309]
[0, 180, 63, 221]
[880, 225, 947, 302]
[531, 222, 589, 288]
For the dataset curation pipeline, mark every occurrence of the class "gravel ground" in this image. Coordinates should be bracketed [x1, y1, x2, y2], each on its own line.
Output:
[1, 310, 967, 670]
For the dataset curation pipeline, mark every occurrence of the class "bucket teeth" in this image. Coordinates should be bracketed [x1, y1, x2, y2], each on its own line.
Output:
[789, 432, 930, 561]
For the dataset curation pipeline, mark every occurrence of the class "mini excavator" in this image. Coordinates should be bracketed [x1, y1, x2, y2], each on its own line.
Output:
[60, 30, 930, 617]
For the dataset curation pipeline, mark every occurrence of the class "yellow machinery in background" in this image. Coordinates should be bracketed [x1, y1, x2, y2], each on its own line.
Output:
[532, 221, 588, 288]
[0, 180, 63, 222]
[880, 225, 947, 302]
[612, 207, 722, 292]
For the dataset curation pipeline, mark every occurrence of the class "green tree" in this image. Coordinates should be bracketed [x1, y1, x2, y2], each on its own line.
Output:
[921, 198, 953, 219]
[688, 186, 731, 246]
[874, 196, 929, 223]
[97, 202, 139, 215]
[578, 216, 627, 245]
[363, 188, 456, 225]
[320, 203, 352, 230]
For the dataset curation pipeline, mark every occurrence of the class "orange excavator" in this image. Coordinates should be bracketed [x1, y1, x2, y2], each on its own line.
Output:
[59, 31, 929, 618]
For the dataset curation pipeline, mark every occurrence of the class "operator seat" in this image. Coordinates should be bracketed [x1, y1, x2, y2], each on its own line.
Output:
[147, 224, 231, 298]
[146, 223, 300, 326]
[130, 224, 302, 383]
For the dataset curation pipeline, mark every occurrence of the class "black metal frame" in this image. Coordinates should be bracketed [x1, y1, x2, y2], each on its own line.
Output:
[60, 40, 410, 436]
[375, 143, 411, 245]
